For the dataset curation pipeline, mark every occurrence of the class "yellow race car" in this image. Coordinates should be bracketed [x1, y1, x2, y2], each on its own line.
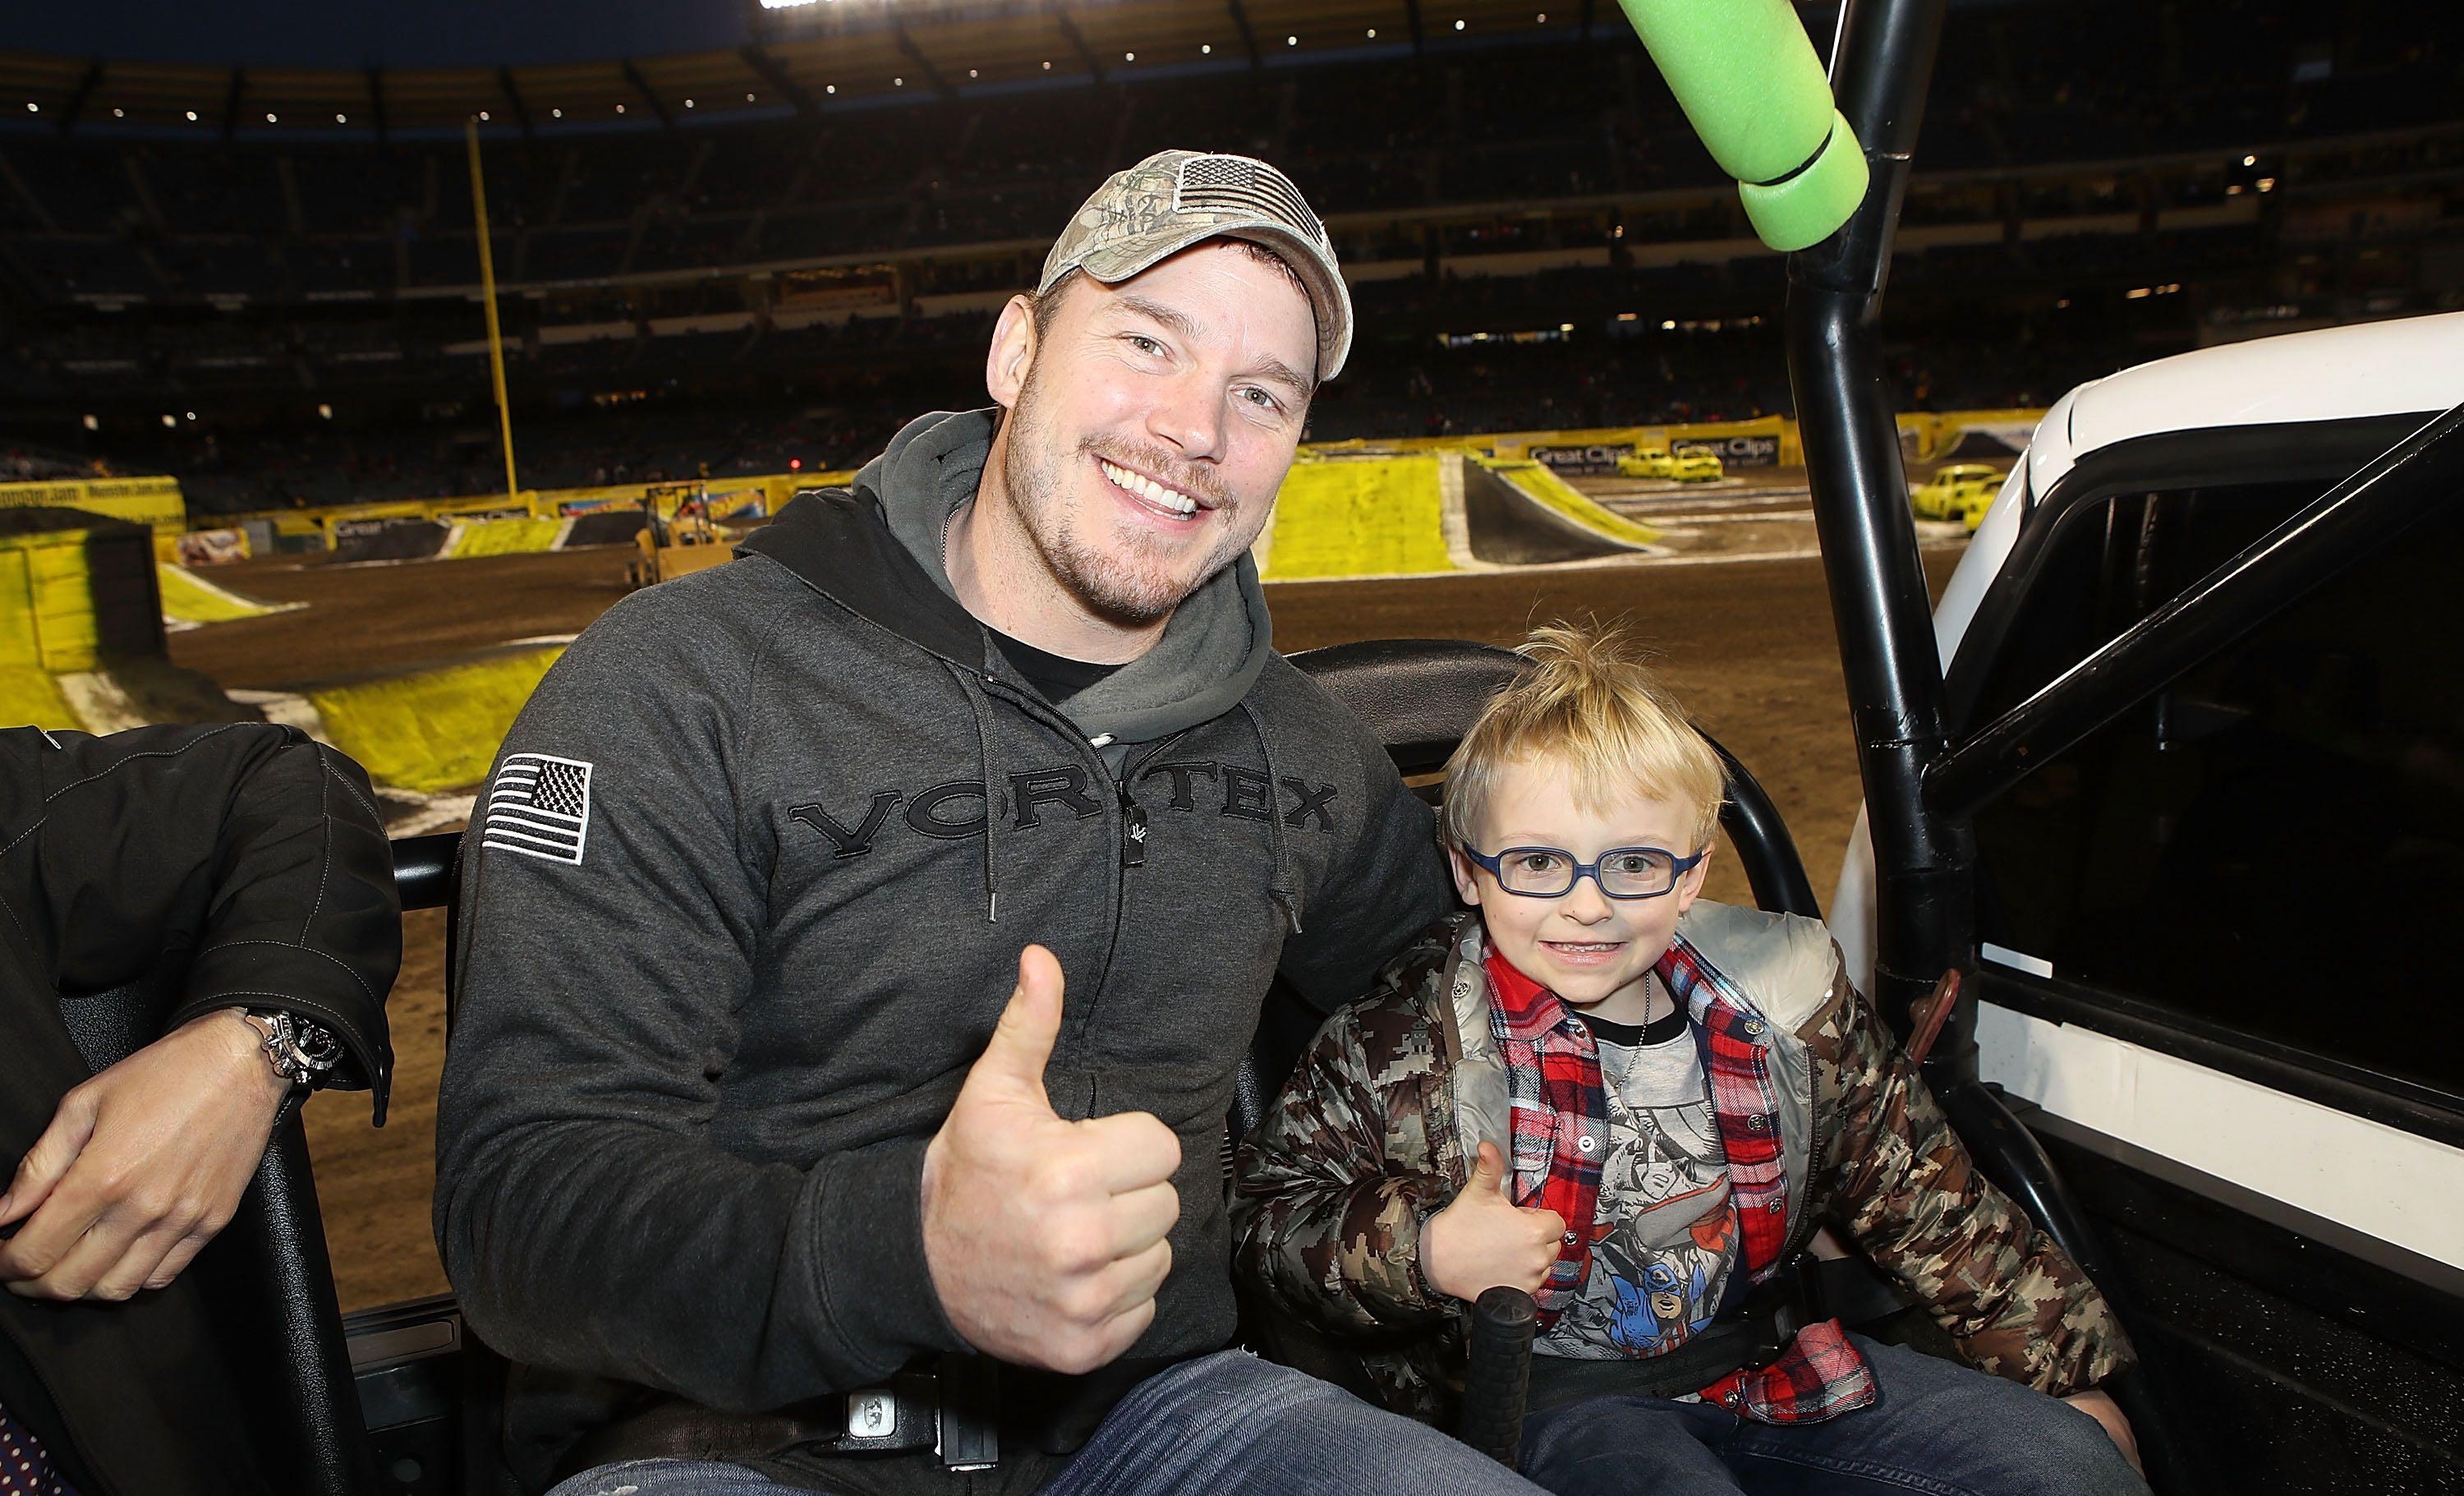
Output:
[1616, 444, 1726, 481]
[1909, 463, 2004, 531]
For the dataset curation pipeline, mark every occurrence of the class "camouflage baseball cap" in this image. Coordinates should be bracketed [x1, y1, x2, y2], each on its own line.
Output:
[1041, 150, 1353, 380]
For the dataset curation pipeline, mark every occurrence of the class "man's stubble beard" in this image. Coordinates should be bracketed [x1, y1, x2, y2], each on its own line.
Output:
[1001, 358, 1254, 629]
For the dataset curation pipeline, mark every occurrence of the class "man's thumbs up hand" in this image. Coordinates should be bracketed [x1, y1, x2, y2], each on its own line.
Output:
[922, 946, 1182, 1374]
[956, 943, 1068, 1113]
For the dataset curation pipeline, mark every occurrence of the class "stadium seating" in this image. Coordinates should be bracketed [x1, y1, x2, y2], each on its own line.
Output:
[2, 0, 2456, 504]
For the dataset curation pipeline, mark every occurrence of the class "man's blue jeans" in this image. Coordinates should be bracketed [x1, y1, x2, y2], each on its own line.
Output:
[544, 1350, 1548, 1495]
[1517, 1334, 2150, 1496]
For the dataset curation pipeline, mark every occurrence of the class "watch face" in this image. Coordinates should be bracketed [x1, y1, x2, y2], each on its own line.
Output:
[295, 1020, 346, 1071]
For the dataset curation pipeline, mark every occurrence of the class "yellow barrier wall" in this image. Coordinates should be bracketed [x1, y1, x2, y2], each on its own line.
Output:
[307, 646, 565, 793]
[1262, 457, 1455, 581]
[0, 476, 186, 528]
[0, 531, 102, 671]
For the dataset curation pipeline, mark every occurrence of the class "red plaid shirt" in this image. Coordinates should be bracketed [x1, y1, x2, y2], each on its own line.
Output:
[1484, 938, 1878, 1423]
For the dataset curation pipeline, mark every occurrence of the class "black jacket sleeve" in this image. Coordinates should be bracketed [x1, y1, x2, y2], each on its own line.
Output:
[1276, 710, 1455, 1012]
[2, 722, 401, 1119]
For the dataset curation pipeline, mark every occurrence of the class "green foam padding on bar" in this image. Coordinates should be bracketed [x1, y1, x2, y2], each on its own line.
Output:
[1740, 112, 1871, 251]
[1615, 0, 1837, 186]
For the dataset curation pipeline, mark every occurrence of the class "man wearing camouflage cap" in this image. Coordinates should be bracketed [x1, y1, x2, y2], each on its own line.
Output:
[439, 152, 1549, 1494]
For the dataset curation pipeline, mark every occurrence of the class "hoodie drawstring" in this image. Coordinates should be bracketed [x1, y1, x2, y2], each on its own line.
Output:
[949, 664, 1003, 923]
[1239, 700, 1304, 934]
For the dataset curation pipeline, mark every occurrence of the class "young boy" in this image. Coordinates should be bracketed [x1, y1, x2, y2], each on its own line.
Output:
[1232, 624, 2149, 1495]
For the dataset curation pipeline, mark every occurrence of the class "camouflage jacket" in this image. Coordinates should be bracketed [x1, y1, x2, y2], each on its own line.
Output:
[1230, 905, 2135, 1425]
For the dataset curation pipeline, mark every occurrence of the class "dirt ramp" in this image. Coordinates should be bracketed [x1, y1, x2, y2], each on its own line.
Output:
[332, 517, 449, 564]
[1462, 458, 1662, 564]
[563, 510, 650, 548]
[1942, 428, 2025, 460]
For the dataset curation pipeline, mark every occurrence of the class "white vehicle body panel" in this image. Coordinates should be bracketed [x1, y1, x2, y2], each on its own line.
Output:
[1827, 312, 2464, 1265]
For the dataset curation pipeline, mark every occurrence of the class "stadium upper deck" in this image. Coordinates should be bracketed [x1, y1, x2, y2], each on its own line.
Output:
[0, 0, 2455, 505]
[0, 0, 2450, 302]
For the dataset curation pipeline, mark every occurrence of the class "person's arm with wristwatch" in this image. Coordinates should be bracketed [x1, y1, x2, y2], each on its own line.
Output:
[0, 722, 399, 1303]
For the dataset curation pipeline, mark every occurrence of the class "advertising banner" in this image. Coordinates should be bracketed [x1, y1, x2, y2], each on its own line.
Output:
[175, 529, 250, 566]
[1671, 433, 1781, 467]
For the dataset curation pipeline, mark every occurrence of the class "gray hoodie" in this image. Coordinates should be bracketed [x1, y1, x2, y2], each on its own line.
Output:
[434, 409, 1452, 1490]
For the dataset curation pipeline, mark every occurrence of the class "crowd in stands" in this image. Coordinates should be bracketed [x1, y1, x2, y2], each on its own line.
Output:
[109, 303, 2174, 514]
[0, 0, 2454, 303]
[0, 444, 118, 482]
[2, 0, 2457, 509]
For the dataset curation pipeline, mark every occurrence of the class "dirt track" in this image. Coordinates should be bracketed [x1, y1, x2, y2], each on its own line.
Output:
[243, 542, 1961, 1311]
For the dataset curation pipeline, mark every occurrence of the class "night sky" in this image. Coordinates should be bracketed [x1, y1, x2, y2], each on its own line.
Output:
[14, 0, 756, 68]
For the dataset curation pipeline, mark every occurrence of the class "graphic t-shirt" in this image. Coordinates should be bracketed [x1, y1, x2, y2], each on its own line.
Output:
[1537, 997, 1739, 1360]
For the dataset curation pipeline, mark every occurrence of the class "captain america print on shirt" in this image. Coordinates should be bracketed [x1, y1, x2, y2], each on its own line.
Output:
[1540, 1024, 1740, 1361]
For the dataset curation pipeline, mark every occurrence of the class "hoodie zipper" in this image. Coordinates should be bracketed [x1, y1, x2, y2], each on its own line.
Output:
[976, 673, 1185, 1046]
[1117, 781, 1149, 869]
[1079, 731, 1189, 1032]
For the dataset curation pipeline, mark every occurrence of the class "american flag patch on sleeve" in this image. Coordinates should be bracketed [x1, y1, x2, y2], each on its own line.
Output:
[480, 753, 594, 864]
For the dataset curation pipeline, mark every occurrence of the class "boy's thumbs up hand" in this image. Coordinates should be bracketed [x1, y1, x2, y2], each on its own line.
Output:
[922, 946, 1182, 1374]
[1421, 1140, 1568, 1302]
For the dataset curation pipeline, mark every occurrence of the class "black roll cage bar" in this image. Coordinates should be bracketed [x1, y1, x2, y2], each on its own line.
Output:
[1797, 2, 2464, 1490]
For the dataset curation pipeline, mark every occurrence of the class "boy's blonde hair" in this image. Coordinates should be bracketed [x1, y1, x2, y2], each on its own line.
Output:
[1441, 622, 1726, 853]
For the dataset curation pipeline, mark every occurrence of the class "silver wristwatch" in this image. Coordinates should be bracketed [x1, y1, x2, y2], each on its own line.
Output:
[241, 1009, 346, 1089]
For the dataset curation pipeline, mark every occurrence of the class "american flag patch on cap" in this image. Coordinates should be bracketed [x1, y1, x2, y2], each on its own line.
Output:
[481, 753, 593, 864]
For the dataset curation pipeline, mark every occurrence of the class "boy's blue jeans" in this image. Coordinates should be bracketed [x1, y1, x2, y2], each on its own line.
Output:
[544, 1350, 1549, 1496]
[1518, 1334, 2151, 1496]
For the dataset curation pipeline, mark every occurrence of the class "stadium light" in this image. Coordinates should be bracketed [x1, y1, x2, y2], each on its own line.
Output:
[825, 84, 837, 93]
[552, 108, 563, 117]
[82, 415, 98, 431]
[185, 411, 197, 421]
[1285, 35, 1296, 45]
[161, 414, 176, 427]
[25, 102, 36, 113]
[2243, 154, 2257, 166]
[477, 110, 490, 121]
[336, 113, 347, 122]
[1041, 61, 1050, 70]
[1366, 28, 1376, 37]
[685, 99, 695, 108]
[1455, 18, 1466, 30]
[969, 68, 979, 77]
[113, 108, 124, 117]
[185, 110, 198, 121]
[894, 76, 903, 86]
[615, 103, 627, 113]
[746, 91, 756, 101]
[266, 111, 278, 122]
[318, 403, 333, 419]
[1124, 51, 1134, 61]
[1201, 44, 1211, 53]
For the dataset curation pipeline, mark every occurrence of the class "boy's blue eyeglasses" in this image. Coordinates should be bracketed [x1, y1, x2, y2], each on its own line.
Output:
[1460, 843, 1708, 900]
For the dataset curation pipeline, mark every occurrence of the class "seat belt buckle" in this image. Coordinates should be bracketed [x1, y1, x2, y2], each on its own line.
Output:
[935, 1353, 1001, 1472]
[1735, 1250, 1827, 1372]
[830, 1369, 940, 1455]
